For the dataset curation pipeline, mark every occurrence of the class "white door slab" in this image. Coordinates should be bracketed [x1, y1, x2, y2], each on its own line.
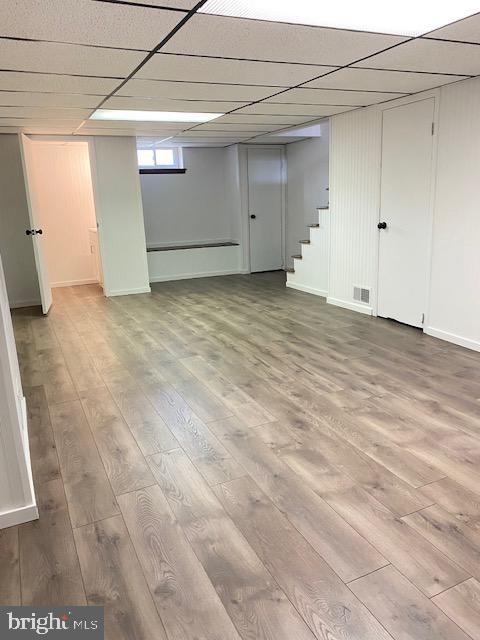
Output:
[377, 98, 435, 328]
[19, 134, 52, 315]
[247, 147, 283, 272]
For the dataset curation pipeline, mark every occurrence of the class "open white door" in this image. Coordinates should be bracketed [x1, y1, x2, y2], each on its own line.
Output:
[19, 134, 52, 314]
[377, 98, 435, 328]
[248, 147, 283, 272]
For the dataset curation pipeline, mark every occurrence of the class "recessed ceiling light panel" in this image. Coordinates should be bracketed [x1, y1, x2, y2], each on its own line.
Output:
[90, 109, 223, 122]
[199, 0, 480, 36]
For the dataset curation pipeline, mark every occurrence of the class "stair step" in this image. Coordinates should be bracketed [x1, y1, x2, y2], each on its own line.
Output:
[299, 239, 310, 244]
[308, 223, 320, 228]
[285, 267, 295, 273]
[292, 254, 302, 259]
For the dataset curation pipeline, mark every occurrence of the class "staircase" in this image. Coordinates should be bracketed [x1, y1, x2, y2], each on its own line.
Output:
[286, 207, 330, 298]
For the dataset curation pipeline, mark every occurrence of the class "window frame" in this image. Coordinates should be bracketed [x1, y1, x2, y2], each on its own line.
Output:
[136, 144, 184, 170]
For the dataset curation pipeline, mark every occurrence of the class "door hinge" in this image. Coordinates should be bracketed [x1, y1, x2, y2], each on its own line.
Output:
[421, 313, 425, 325]
[431, 122, 435, 135]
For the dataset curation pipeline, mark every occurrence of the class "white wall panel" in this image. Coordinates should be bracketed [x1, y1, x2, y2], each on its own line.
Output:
[426, 78, 480, 350]
[328, 108, 381, 313]
[141, 147, 236, 248]
[91, 137, 151, 296]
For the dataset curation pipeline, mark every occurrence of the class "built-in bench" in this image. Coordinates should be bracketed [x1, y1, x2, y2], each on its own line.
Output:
[147, 241, 239, 252]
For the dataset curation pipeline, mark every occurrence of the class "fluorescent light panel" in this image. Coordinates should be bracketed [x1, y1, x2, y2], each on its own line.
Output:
[200, 0, 479, 36]
[90, 109, 223, 122]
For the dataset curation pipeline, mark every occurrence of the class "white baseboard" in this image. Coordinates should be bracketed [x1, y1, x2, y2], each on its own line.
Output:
[286, 281, 327, 298]
[150, 269, 246, 283]
[51, 278, 98, 288]
[424, 326, 480, 352]
[106, 285, 152, 297]
[0, 503, 38, 529]
[327, 296, 373, 316]
[9, 299, 41, 309]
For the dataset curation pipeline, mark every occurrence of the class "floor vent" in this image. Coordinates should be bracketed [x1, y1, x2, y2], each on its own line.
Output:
[353, 286, 370, 304]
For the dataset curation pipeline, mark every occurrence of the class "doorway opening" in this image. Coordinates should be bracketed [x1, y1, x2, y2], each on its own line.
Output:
[21, 138, 103, 313]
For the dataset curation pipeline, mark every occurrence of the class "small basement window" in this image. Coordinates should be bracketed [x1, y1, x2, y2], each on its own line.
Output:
[137, 143, 185, 174]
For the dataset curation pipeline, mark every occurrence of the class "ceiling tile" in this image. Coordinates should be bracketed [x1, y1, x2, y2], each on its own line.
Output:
[191, 122, 289, 131]
[356, 39, 480, 75]
[163, 14, 407, 65]
[176, 130, 251, 137]
[0, 39, 144, 77]
[1, 0, 182, 49]
[168, 139, 241, 146]
[425, 13, 480, 44]
[269, 87, 402, 106]
[104, 95, 246, 112]
[76, 127, 181, 137]
[248, 137, 304, 144]
[304, 67, 470, 92]
[118, 79, 279, 101]
[0, 118, 81, 130]
[137, 53, 337, 86]
[0, 71, 120, 95]
[112, 0, 198, 7]
[236, 103, 354, 116]
[0, 106, 91, 118]
[82, 119, 186, 130]
[0, 91, 101, 108]
[212, 113, 311, 124]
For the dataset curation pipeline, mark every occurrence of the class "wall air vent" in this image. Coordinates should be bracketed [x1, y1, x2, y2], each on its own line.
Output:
[353, 286, 370, 304]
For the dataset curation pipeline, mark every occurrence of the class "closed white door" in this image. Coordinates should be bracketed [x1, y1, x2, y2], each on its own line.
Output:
[19, 134, 52, 315]
[377, 98, 435, 328]
[248, 148, 283, 272]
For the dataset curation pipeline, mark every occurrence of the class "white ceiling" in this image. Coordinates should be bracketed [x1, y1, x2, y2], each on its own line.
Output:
[0, 1, 478, 145]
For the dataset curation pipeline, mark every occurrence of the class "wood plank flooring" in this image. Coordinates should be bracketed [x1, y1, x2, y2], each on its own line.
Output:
[3, 272, 480, 639]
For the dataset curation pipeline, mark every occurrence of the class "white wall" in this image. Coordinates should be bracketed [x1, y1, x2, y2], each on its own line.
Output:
[91, 136, 151, 296]
[29, 141, 97, 287]
[0, 134, 40, 308]
[0, 254, 37, 528]
[286, 127, 329, 268]
[142, 145, 248, 282]
[426, 78, 480, 350]
[140, 147, 239, 247]
[328, 76, 480, 349]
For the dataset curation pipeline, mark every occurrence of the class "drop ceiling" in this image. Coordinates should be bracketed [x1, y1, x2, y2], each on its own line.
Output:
[0, 1, 478, 146]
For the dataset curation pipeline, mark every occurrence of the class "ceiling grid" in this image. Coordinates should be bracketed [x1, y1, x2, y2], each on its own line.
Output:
[0, 2, 478, 144]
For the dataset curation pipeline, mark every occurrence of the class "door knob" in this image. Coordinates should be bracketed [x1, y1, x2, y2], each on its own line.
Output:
[377, 221, 387, 230]
[250, 214, 256, 219]
[26, 229, 43, 236]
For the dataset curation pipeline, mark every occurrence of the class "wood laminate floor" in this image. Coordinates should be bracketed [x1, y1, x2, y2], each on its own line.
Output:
[3, 271, 480, 639]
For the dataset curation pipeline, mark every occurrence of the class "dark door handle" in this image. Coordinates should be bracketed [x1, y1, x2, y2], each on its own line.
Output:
[26, 229, 43, 236]
[377, 221, 387, 230]
[250, 214, 256, 219]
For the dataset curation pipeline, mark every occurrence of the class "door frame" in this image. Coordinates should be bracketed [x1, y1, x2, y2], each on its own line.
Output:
[373, 91, 440, 329]
[239, 144, 286, 273]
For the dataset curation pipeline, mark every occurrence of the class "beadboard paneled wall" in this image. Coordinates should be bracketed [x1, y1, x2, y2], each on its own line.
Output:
[328, 76, 480, 351]
[328, 108, 381, 314]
